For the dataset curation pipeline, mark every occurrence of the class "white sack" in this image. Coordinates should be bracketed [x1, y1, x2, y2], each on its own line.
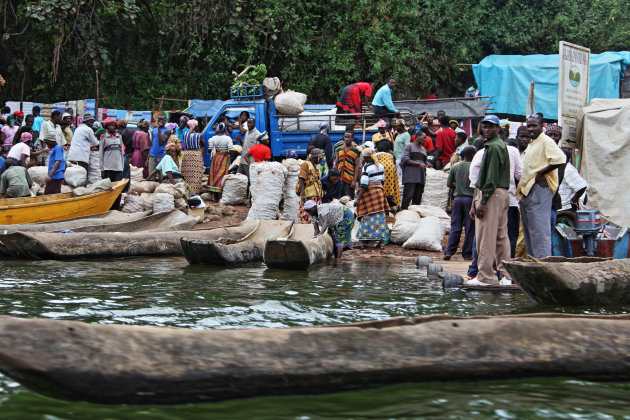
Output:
[87, 151, 101, 185]
[279, 108, 336, 132]
[263, 77, 282, 98]
[130, 167, 144, 182]
[220, 174, 249, 205]
[408, 203, 451, 233]
[141, 193, 155, 212]
[174, 197, 188, 211]
[154, 183, 183, 199]
[153, 193, 175, 213]
[30, 182, 40, 197]
[27, 166, 48, 186]
[390, 210, 421, 245]
[73, 178, 113, 197]
[280, 169, 300, 222]
[63, 166, 87, 187]
[121, 195, 144, 213]
[402, 216, 446, 252]
[421, 168, 449, 210]
[129, 181, 160, 195]
[274, 91, 307, 115]
[247, 162, 287, 220]
[60, 185, 74, 194]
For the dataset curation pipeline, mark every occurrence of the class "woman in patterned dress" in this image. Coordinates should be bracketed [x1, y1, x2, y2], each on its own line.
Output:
[180, 119, 205, 194]
[297, 148, 323, 223]
[354, 148, 390, 248]
[207, 122, 234, 200]
[304, 200, 354, 259]
[374, 139, 400, 209]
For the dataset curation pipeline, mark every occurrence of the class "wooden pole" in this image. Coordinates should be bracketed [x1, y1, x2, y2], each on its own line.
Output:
[95, 70, 100, 120]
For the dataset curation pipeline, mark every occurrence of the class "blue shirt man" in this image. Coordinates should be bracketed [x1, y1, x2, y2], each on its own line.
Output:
[371, 78, 398, 114]
[48, 144, 66, 179]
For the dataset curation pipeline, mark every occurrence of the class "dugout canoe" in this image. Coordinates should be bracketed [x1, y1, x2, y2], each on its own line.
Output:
[263, 223, 334, 269]
[1, 313, 630, 405]
[0, 180, 128, 225]
[0, 220, 270, 260]
[0, 209, 198, 233]
[503, 256, 630, 305]
[180, 220, 293, 266]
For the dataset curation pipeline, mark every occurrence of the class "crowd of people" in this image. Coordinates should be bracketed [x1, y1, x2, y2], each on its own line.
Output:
[0, 81, 589, 277]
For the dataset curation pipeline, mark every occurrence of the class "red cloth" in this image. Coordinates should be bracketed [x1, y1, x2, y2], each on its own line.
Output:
[435, 127, 456, 163]
[336, 82, 373, 114]
[425, 94, 437, 100]
[412, 134, 435, 151]
[248, 144, 271, 162]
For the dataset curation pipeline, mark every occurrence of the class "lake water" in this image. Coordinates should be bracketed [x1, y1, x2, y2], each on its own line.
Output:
[0, 257, 629, 419]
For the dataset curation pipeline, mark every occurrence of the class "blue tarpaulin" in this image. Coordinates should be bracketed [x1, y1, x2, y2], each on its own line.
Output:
[472, 51, 630, 119]
[186, 99, 226, 118]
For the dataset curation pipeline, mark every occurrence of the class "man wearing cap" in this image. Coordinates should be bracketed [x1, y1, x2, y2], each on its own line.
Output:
[68, 114, 100, 172]
[469, 115, 512, 286]
[61, 112, 75, 145]
[371, 77, 398, 119]
[516, 114, 566, 258]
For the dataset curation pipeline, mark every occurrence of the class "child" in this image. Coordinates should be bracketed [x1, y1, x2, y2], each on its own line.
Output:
[449, 131, 469, 165]
[444, 146, 477, 260]
[44, 136, 66, 194]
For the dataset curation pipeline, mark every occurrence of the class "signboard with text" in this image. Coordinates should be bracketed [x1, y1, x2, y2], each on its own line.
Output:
[558, 41, 590, 148]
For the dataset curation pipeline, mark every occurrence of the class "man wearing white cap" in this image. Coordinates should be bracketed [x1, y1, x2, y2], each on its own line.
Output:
[469, 115, 512, 286]
[67, 114, 99, 172]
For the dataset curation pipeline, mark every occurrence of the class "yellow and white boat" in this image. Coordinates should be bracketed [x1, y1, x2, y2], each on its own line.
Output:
[0, 179, 128, 225]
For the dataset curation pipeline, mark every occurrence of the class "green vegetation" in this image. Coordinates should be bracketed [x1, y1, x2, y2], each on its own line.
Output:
[0, 0, 628, 109]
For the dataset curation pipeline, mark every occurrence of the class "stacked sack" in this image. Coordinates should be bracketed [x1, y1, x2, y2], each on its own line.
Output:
[219, 174, 249, 205]
[247, 161, 287, 220]
[421, 168, 450, 210]
[274, 91, 307, 115]
[402, 216, 447, 252]
[280, 158, 301, 222]
[408, 204, 451, 233]
[390, 210, 421, 244]
[154, 183, 188, 211]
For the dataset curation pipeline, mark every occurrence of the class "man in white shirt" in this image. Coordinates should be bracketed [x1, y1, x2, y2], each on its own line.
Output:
[237, 117, 260, 179]
[67, 114, 99, 171]
[558, 163, 588, 211]
[39, 110, 65, 147]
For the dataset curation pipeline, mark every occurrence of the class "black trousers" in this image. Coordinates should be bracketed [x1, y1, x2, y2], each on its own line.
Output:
[401, 182, 424, 210]
[104, 170, 123, 210]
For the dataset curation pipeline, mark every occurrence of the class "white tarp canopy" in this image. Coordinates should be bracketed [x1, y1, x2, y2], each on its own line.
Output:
[576, 98, 630, 227]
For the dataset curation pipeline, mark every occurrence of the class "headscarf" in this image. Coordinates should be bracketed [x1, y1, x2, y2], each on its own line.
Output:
[376, 119, 387, 128]
[92, 121, 102, 130]
[165, 122, 178, 131]
[13, 111, 24, 118]
[363, 141, 375, 150]
[117, 118, 127, 126]
[62, 112, 72, 119]
[286, 150, 298, 159]
[449, 119, 458, 125]
[179, 116, 189, 125]
[319, 123, 329, 134]
[165, 135, 182, 153]
[393, 118, 406, 129]
[20, 132, 32, 143]
[216, 122, 227, 133]
[102, 117, 118, 129]
[137, 118, 150, 129]
[187, 119, 198, 130]
[361, 147, 379, 166]
[303, 200, 317, 210]
[232, 145, 242, 153]
[308, 148, 323, 158]
[546, 124, 562, 136]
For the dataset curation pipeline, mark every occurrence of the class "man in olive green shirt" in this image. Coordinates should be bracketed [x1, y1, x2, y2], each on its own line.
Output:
[0, 160, 33, 198]
[469, 115, 511, 286]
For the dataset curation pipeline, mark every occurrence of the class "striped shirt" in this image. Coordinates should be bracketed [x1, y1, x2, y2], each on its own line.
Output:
[359, 162, 385, 188]
[336, 145, 360, 184]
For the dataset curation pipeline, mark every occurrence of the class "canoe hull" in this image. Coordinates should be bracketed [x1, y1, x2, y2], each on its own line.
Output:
[180, 239, 263, 266]
[0, 180, 128, 225]
[2, 314, 630, 405]
[263, 224, 334, 269]
[504, 257, 630, 305]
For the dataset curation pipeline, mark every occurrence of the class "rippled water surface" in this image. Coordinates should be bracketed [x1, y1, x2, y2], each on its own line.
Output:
[0, 257, 628, 419]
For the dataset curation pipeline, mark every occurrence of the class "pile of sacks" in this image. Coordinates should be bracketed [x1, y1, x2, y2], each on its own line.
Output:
[122, 181, 189, 213]
[28, 164, 88, 196]
[389, 204, 450, 251]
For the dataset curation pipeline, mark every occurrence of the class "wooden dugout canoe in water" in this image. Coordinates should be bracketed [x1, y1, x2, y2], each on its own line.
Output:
[0, 180, 128, 225]
[503, 257, 630, 305]
[263, 223, 334, 269]
[1, 314, 630, 405]
[180, 220, 294, 266]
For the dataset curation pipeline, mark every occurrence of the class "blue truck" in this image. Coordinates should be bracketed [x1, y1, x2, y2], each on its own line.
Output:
[201, 88, 419, 159]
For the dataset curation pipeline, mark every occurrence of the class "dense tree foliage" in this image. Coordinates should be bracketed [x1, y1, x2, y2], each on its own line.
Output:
[0, 0, 628, 109]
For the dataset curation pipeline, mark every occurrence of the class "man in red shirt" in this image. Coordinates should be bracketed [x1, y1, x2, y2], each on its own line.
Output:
[336, 79, 374, 119]
[243, 133, 271, 164]
[435, 116, 456, 169]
